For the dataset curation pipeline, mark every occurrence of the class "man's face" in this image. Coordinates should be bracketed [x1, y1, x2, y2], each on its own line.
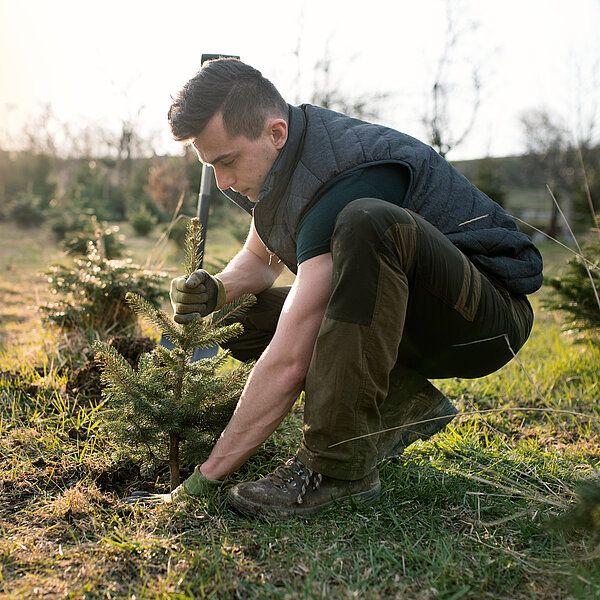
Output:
[191, 112, 287, 203]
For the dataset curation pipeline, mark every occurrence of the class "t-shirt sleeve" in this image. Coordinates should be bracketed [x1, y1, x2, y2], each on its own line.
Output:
[296, 192, 345, 263]
[296, 163, 410, 265]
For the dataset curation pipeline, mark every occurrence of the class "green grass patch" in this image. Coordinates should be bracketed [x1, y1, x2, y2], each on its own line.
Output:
[0, 224, 599, 599]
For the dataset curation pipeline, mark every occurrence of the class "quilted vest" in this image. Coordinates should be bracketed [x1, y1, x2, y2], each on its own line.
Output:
[223, 104, 543, 295]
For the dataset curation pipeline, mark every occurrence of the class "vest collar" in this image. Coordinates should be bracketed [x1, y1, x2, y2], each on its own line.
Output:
[256, 104, 307, 207]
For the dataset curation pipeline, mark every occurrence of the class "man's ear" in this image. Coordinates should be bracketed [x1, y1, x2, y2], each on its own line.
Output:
[268, 118, 288, 150]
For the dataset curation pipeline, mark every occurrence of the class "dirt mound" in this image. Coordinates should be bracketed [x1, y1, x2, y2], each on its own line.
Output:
[68, 335, 156, 400]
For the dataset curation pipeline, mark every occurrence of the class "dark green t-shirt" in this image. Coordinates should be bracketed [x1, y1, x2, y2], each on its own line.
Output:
[296, 163, 411, 264]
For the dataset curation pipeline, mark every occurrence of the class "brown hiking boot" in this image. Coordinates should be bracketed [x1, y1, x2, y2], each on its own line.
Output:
[228, 456, 381, 518]
[376, 393, 458, 461]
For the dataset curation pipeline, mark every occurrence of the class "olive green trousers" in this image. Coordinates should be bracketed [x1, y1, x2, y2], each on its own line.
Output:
[223, 198, 534, 480]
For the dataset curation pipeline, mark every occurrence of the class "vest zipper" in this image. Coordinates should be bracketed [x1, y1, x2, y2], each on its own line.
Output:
[252, 207, 281, 267]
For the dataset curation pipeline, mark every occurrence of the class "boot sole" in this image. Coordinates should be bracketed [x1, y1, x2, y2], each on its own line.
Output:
[378, 396, 458, 461]
[227, 481, 381, 518]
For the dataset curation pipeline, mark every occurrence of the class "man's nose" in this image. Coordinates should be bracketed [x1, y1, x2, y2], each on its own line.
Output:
[214, 167, 235, 191]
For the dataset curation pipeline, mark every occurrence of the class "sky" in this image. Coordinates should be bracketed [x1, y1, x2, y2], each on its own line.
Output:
[1, 0, 599, 160]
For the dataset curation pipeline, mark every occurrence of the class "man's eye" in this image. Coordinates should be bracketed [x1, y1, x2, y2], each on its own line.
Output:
[223, 159, 235, 167]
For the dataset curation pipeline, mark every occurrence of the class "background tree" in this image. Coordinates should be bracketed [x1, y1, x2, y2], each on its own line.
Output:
[543, 235, 600, 337]
[0, 150, 56, 220]
[308, 53, 388, 121]
[470, 157, 508, 207]
[422, 0, 483, 158]
[146, 157, 189, 218]
[289, 29, 389, 122]
[573, 146, 600, 231]
[520, 108, 578, 238]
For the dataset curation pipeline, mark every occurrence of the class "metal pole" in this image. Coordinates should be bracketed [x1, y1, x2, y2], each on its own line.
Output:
[196, 163, 214, 267]
[195, 54, 239, 266]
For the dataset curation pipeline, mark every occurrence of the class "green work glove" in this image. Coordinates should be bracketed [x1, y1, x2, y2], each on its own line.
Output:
[123, 467, 223, 505]
[170, 269, 226, 324]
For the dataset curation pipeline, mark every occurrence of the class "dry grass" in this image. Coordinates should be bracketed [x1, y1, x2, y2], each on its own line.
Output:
[1, 224, 600, 599]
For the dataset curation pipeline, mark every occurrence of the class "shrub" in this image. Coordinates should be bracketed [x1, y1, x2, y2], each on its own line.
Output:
[65, 161, 126, 222]
[49, 205, 125, 259]
[146, 157, 190, 218]
[48, 205, 96, 242]
[63, 220, 126, 259]
[543, 235, 600, 335]
[470, 158, 508, 208]
[41, 240, 169, 342]
[130, 206, 157, 237]
[9, 187, 46, 228]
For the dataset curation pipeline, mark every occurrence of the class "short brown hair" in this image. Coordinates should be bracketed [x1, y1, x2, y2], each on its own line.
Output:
[168, 58, 288, 142]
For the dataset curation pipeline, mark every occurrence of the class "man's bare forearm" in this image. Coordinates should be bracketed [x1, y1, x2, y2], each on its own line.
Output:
[216, 220, 284, 301]
[200, 253, 333, 481]
[218, 246, 283, 302]
[199, 348, 305, 480]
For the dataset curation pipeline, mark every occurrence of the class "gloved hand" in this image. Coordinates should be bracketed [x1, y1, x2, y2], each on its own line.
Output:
[170, 269, 226, 324]
[123, 467, 223, 505]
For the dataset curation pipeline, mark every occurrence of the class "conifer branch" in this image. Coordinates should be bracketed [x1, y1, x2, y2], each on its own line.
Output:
[184, 217, 204, 277]
[207, 294, 257, 329]
[125, 292, 183, 344]
[183, 321, 245, 350]
[93, 341, 140, 397]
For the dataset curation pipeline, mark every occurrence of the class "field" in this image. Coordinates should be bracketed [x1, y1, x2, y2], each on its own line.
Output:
[1, 220, 599, 599]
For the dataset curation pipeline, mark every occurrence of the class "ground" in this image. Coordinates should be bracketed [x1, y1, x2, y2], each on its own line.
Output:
[0, 222, 599, 599]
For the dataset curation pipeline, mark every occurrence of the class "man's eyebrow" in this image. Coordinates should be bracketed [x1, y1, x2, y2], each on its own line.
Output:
[206, 151, 234, 166]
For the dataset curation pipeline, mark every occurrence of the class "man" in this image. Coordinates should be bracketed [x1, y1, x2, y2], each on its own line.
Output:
[159, 58, 542, 517]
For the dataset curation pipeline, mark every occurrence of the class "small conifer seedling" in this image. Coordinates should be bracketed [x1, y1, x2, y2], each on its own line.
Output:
[543, 235, 600, 336]
[94, 218, 254, 490]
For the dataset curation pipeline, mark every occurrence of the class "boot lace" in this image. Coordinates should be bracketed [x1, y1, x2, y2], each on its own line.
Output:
[268, 457, 323, 505]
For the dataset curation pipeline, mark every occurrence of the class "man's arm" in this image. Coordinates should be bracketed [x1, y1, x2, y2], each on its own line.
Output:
[217, 220, 285, 301]
[200, 252, 333, 480]
[170, 219, 284, 322]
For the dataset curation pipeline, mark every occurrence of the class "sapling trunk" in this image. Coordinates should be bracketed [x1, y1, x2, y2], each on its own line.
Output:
[169, 432, 181, 490]
[168, 347, 187, 490]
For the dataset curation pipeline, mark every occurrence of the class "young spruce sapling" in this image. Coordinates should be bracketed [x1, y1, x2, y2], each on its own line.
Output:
[94, 218, 254, 490]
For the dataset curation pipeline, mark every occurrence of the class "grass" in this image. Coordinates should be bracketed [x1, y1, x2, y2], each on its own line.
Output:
[1, 224, 600, 599]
